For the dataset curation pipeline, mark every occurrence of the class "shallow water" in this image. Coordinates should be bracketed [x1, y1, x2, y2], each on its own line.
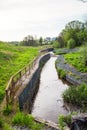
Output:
[32, 57, 69, 123]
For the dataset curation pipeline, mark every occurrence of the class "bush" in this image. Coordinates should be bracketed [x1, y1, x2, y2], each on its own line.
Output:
[57, 68, 66, 79]
[63, 84, 87, 108]
[67, 38, 76, 48]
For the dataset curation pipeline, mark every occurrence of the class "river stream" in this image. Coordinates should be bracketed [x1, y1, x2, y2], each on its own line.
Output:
[32, 56, 69, 123]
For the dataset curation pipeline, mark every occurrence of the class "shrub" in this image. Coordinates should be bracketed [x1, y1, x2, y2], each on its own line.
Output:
[67, 38, 76, 48]
[63, 84, 87, 108]
[57, 68, 66, 79]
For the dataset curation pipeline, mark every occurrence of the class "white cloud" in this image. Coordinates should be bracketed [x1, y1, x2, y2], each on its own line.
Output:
[0, 0, 87, 41]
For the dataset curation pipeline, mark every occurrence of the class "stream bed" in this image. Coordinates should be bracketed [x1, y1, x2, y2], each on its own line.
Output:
[32, 56, 69, 123]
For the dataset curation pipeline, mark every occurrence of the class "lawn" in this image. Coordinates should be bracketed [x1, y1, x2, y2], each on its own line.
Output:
[0, 42, 39, 102]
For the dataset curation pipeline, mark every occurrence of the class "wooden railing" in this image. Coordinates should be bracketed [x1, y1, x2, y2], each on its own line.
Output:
[5, 54, 40, 107]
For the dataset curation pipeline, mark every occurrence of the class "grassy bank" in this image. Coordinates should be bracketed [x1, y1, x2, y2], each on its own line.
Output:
[0, 42, 39, 102]
[64, 51, 87, 73]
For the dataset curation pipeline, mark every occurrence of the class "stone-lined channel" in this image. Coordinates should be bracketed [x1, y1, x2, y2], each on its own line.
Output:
[32, 56, 69, 123]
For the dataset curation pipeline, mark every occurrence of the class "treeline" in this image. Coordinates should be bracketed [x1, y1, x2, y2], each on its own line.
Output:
[53, 20, 87, 48]
[20, 35, 51, 46]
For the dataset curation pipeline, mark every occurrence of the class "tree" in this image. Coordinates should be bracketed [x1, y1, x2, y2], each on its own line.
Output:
[53, 40, 60, 48]
[67, 38, 76, 48]
[39, 37, 43, 45]
[57, 35, 65, 47]
[59, 20, 85, 47]
[22, 35, 37, 46]
[65, 20, 84, 31]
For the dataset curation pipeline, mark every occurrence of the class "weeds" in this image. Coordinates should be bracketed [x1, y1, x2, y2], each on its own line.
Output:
[12, 112, 44, 130]
[63, 84, 87, 108]
[3, 123, 14, 130]
[58, 112, 77, 130]
[57, 68, 66, 79]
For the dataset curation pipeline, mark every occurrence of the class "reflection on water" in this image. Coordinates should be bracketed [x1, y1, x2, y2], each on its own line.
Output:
[32, 57, 69, 123]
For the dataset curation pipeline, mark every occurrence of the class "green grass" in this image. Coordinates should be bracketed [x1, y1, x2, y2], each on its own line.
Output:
[64, 52, 87, 73]
[0, 42, 39, 102]
[57, 68, 66, 79]
[58, 114, 71, 130]
[63, 84, 87, 108]
[0, 112, 44, 130]
[12, 112, 44, 130]
[58, 112, 77, 130]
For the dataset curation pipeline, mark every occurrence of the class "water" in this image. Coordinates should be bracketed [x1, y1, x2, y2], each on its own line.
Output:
[32, 56, 69, 123]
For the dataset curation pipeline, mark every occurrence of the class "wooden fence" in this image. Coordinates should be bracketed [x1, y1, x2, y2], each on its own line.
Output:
[5, 54, 40, 107]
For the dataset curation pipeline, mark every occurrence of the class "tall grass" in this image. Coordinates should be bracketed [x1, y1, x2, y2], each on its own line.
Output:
[12, 112, 44, 130]
[63, 84, 87, 108]
[57, 68, 66, 79]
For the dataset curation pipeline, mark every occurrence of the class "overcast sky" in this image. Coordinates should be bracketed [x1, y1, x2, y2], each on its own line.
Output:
[0, 0, 87, 41]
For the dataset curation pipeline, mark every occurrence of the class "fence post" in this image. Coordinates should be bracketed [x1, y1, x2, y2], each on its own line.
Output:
[10, 78, 15, 101]
[19, 71, 22, 85]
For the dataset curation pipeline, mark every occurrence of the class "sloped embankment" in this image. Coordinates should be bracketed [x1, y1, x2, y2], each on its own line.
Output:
[56, 55, 87, 85]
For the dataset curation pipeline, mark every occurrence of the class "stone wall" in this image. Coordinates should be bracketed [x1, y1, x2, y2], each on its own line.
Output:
[18, 53, 50, 113]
